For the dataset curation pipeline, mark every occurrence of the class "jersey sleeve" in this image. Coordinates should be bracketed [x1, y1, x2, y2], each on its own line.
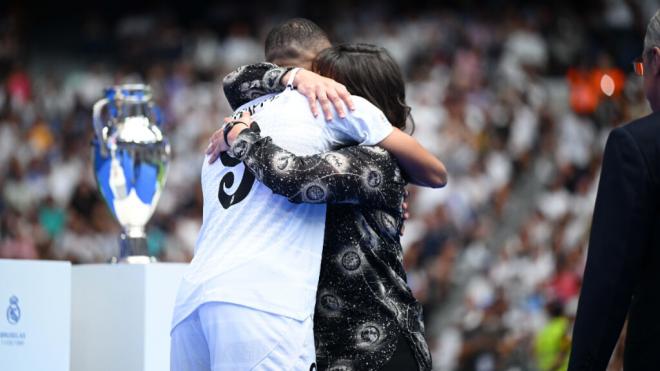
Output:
[222, 63, 291, 110]
[228, 129, 404, 208]
[328, 96, 394, 146]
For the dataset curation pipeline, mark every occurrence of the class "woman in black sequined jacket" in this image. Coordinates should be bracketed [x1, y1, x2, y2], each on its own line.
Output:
[219, 44, 442, 371]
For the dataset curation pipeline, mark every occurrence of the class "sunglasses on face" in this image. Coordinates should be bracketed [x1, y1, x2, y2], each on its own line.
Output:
[633, 48, 659, 76]
[632, 56, 644, 76]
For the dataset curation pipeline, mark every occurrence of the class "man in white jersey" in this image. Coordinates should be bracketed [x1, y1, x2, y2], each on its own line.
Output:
[171, 19, 446, 371]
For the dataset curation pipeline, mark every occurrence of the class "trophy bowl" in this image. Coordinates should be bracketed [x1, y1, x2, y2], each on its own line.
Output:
[91, 84, 170, 263]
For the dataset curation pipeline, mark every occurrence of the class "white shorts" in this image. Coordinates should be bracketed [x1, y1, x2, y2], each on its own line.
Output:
[170, 302, 316, 371]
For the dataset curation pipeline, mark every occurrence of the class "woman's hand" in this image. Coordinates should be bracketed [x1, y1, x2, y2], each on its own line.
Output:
[283, 69, 355, 121]
[206, 111, 251, 164]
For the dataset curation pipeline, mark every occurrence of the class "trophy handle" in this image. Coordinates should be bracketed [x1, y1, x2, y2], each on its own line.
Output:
[151, 105, 164, 127]
[93, 97, 109, 157]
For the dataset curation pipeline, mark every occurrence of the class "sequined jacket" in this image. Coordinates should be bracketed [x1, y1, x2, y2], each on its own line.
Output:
[223, 63, 432, 371]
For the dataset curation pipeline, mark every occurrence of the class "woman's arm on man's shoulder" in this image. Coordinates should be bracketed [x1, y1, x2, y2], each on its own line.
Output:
[228, 129, 403, 207]
[222, 62, 353, 118]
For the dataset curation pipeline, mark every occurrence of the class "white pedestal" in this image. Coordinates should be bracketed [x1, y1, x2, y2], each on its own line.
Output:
[0, 259, 72, 371]
[71, 263, 187, 371]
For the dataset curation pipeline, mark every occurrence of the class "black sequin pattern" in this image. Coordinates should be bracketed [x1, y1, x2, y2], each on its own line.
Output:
[222, 62, 287, 110]
[230, 129, 432, 371]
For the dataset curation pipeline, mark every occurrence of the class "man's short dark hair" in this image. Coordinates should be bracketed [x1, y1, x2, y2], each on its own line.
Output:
[264, 18, 330, 64]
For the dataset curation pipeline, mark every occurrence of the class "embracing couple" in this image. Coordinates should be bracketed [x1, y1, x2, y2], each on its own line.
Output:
[171, 18, 447, 371]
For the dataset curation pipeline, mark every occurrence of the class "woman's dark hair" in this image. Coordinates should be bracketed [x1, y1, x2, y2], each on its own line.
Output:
[312, 43, 414, 133]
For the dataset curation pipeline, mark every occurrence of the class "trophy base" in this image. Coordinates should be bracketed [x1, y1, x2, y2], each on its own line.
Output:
[112, 233, 157, 264]
[110, 255, 157, 264]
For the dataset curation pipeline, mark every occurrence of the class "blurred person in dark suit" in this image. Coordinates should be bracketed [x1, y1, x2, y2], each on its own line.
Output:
[569, 9, 660, 370]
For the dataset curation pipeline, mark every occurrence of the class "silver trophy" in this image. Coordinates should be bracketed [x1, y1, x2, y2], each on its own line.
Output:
[92, 84, 170, 263]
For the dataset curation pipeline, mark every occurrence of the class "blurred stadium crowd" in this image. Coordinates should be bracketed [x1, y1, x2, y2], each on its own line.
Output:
[0, 1, 657, 369]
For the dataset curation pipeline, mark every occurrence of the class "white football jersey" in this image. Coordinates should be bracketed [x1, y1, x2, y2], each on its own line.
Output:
[172, 89, 393, 329]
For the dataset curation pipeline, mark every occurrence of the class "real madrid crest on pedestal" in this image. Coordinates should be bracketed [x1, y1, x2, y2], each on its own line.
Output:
[6, 295, 20, 325]
[92, 84, 170, 263]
